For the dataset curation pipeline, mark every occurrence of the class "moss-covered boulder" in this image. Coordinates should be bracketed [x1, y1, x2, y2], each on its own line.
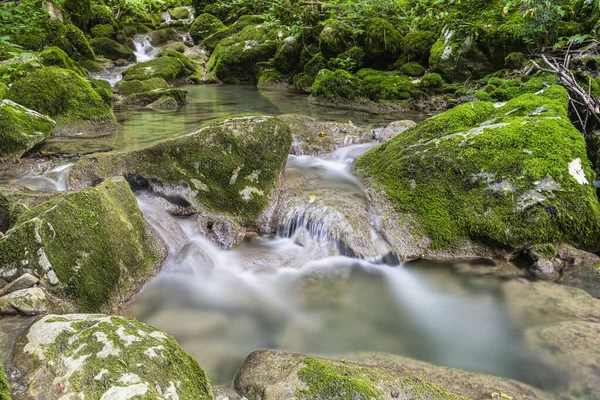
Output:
[90, 23, 115, 38]
[63, 23, 95, 60]
[121, 54, 196, 83]
[38, 46, 83, 75]
[12, 314, 212, 399]
[87, 77, 114, 105]
[169, 6, 191, 20]
[7, 66, 117, 136]
[0, 178, 166, 312]
[0, 83, 7, 99]
[124, 88, 188, 107]
[190, 13, 225, 43]
[202, 15, 265, 52]
[293, 53, 326, 92]
[235, 351, 548, 400]
[68, 115, 292, 223]
[362, 18, 403, 62]
[206, 24, 279, 83]
[354, 86, 600, 259]
[115, 77, 169, 96]
[147, 96, 179, 109]
[319, 21, 352, 59]
[0, 100, 56, 163]
[90, 4, 116, 27]
[399, 30, 438, 66]
[63, 0, 92, 31]
[149, 28, 181, 47]
[90, 37, 136, 62]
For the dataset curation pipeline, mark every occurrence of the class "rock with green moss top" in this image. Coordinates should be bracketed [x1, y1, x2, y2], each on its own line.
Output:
[38, 46, 83, 75]
[0, 287, 72, 315]
[505, 52, 525, 69]
[399, 30, 438, 66]
[257, 70, 289, 89]
[90, 23, 115, 38]
[206, 24, 279, 83]
[420, 72, 444, 89]
[293, 53, 326, 92]
[87, 77, 113, 105]
[0, 100, 56, 163]
[235, 350, 549, 400]
[169, 6, 191, 20]
[121, 54, 196, 83]
[116, 77, 169, 96]
[147, 96, 179, 109]
[326, 46, 365, 73]
[68, 115, 291, 223]
[190, 13, 225, 43]
[399, 62, 425, 77]
[0, 177, 166, 312]
[354, 86, 600, 260]
[149, 28, 181, 47]
[161, 41, 187, 53]
[12, 314, 212, 399]
[90, 4, 116, 27]
[202, 15, 266, 53]
[90, 37, 136, 62]
[362, 18, 403, 62]
[271, 36, 302, 75]
[63, 0, 92, 31]
[319, 21, 352, 59]
[311, 69, 361, 101]
[64, 23, 95, 60]
[7, 66, 117, 136]
[0, 362, 8, 400]
[124, 88, 187, 106]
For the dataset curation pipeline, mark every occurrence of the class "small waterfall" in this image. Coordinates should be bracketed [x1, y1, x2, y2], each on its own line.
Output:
[161, 11, 172, 24]
[14, 162, 74, 192]
[161, 7, 195, 25]
[133, 35, 159, 63]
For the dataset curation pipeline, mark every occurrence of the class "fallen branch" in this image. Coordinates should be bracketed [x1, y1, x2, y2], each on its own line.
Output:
[33, 148, 113, 161]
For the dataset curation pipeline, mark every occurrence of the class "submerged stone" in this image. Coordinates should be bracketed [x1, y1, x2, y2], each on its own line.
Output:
[11, 314, 212, 399]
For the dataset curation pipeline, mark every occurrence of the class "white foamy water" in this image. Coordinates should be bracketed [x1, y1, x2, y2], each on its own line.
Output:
[133, 35, 159, 63]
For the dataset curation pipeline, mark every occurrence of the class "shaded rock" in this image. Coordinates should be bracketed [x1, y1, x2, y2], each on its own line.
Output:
[121, 53, 197, 83]
[556, 244, 600, 299]
[11, 314, 213, 399]
[147, 96, 179, 109]
[364, 120, 417, 142]
[278, 114, 364, 156]
[213, 385, 243, 400]
[234, 350, 549, 400]
[68, 115, 292, 225]
[0, 287, 71, 316]
[150, 28, 181, 46]
[0, 274, 38, 297]
[124, 88, 187, 107]
[90, 37, 136, 62]
[190, 13, 225, 44]
[0, 100, 55, 163]
[0, 177, 166, 313]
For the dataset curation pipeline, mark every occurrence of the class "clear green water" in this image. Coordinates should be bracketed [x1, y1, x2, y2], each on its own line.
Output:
[37, 84, 428, 154]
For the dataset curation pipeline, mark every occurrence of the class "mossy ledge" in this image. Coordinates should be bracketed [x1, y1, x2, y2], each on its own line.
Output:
[12, 314, 213, 399]
[0, 177, 166, 313]
[353, 85, 600, 257]
[0, 362, 9, 400]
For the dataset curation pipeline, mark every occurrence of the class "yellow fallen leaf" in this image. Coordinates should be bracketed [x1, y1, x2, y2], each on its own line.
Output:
[500, 394, 513, 400]
[319, 131, 326, 137]
[309, 195, 317, 204]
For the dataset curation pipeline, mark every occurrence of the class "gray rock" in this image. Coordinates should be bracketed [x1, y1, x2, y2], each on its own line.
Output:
[364, 120, 416, 142]
[0, 288, 71, 316]
[0, 274, 39, 297]
[213, 385, 245, 400]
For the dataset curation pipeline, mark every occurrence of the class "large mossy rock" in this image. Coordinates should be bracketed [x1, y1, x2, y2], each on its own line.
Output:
[0, 100, 56, 163]
[202, 15, 266, 53]
[124, 88, 188, 107]
[362, 18, 403, 62]
[354, 85, 600, 259]
[38, 46, 83, 75]
[68, 115, 292, 222]
[90, 37, 136, 62]
[6, 66, 117, 136]
[234, 350, 548, 400]
[115, 77, 169, 96]
[318, 21, 352, 59]
[206, 24, 280, 83]
[149, 28, 181, 47]
[0, 178, 166, 312]
[190, 13, 225, 43]
[11, 314, 212, 399]
[121, 53, 197, 83]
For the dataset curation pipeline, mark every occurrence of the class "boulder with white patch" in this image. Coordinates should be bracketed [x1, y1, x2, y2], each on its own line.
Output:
[0, 178, 166, 313]
[68, 115, 292, 228]
[10, 314, 212, 399]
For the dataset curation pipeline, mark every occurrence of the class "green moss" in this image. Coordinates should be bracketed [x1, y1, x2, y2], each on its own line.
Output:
[319, 21, 352, 58]
[90, 24, 115, 38]
[78, 59, 107, 73]
[148, 96, 179, 109]
[531, 243, 558, 258]
[399, 30, 438, 65]
[475, 90, 492, 101]
[326, 46, 365, 73]
[169, 6, 191, 20]
[149, 28, 180, 46]
[121, 56, 194, 83]
[354, 86, 600, 251]
[125, 88, 188, 106]
[293, 53, 327, 92]
[0, 362, 9, 400]
[399, 62, 425, 77]
[0, 83, 7, 99]
[87, 77, 114, 105]
[272, 36, 303, 75]
[157, 50, 197, 74]
[64, 24, 95, 60]
[68, 115, 292, 223]
[7, 66, 116, 135]
[0, 178, 165, 312]
[190, 13, 225, 43]
[13, 30, 47, 52]
[311, 69, 361, 100]
[90, 4, 116, 27]
[39, 46, 83, 75]
[505, 52, 525, 69]
[359, 69, 414, 101]
[257, 70, 286, 88]
[363, 18, 403, 61]
[420, 73, 444, 89]
[64, 0, 92, 31]
[90, 37, 136, 62]
[202, 15, 266, 52]
[116, 77, 169, 96]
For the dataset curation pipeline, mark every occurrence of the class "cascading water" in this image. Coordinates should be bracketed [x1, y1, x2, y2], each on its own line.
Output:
[133, 35, 159, 63]
[124, 145, 559, 389]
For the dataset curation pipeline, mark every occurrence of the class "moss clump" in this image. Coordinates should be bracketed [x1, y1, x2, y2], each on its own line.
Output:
[121, 55, 194, 83]
[169, 6, 191, 20]
[399, 62, 425, 77]
[399, 30, 438, 65]
[0, 362, 9, 400]
[90, 24, 115, 38]
[311, 69, 361, 100]
[0, 83, 7, 99]
[362, 18, 403, 61]
[148, 96, 179, 109]
[190, 13, 225, 43]
[90, 4, 116, 27]
[505, 52, 525, 69]
[68, 115, 292, 223]
[293, 52, 327, 92]
[116, 77, 169, 96]
[354, 86, 600, 251]
[15, 315, 212, 399]
[39, 47, 84, 75]
[420, 73, 444, 89]
[0, 99, 55, 163]
[531, 243, 558, 258]
[149, 28, 180, 46]
[271, 36, 303, 75]
[64, 24, 95, 60]
[319, 21, 352, 58]
[125, 88, 188, 106]
[87, 77, 113, 105]
[0, 178, 165, 312]
[64, 0, 92, 31]
[206, 24, 278, 83]
[359, 69, 414, 101]
[257, 70, 287, 88]
[202, 15, 266, 52]
[327, 46, 365, 73]
[90, 37, 136, 62]
[7, 66, 116, 135]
